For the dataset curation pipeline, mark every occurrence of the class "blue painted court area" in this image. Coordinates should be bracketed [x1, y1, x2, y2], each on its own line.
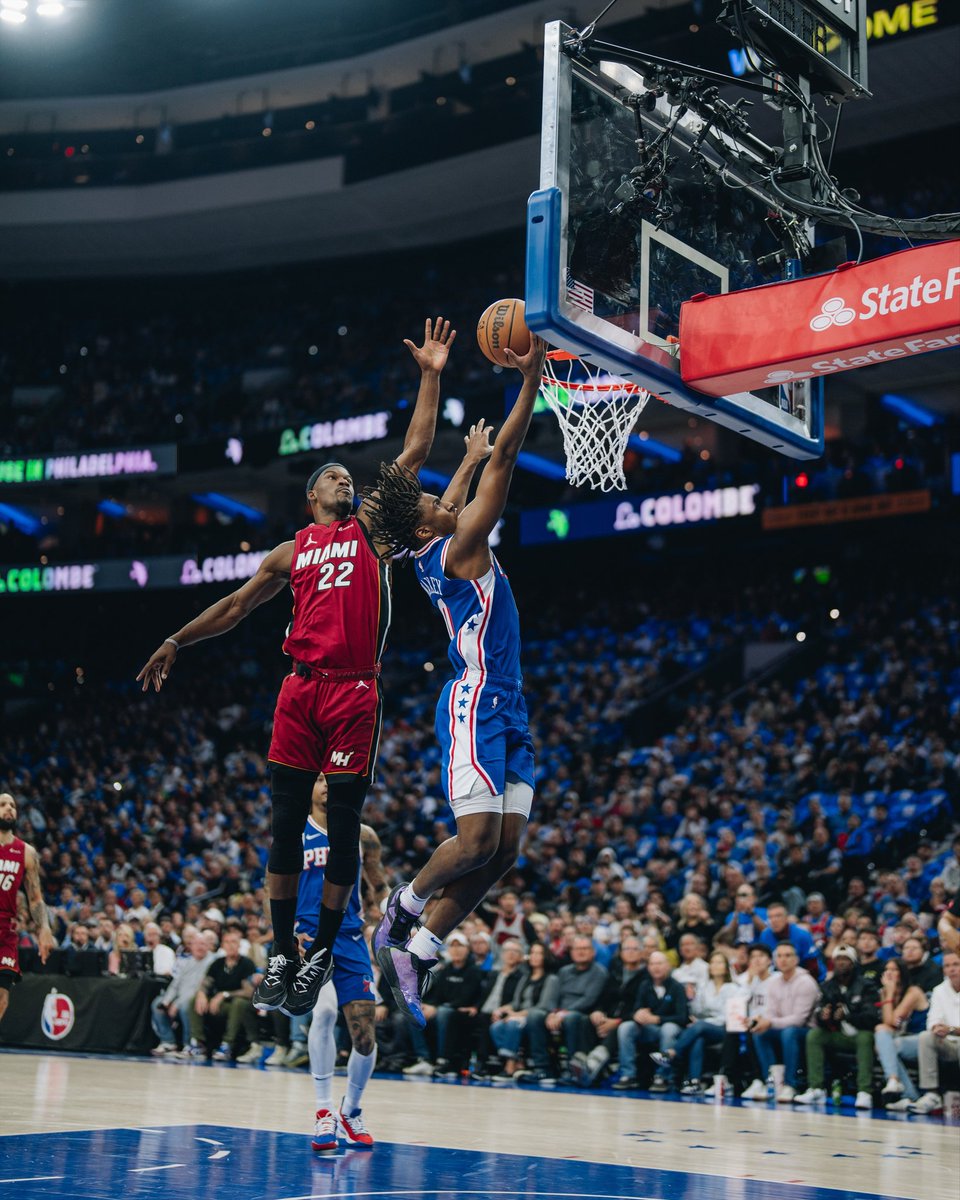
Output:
[0, 1124, 910, 1200]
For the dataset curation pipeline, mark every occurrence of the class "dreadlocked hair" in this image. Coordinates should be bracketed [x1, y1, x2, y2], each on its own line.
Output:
[360, 461, 425, 560]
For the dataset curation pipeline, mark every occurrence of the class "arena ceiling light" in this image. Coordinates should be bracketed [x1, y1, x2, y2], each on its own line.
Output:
[37, 2, 66, 16]
[0, 8, 27, 25]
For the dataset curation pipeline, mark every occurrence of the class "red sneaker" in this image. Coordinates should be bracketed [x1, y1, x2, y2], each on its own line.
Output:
[337, 1104, 374, 1148]
[311, 1108, 338, 1153]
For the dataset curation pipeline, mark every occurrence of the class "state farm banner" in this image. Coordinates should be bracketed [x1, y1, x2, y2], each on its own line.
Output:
[678, 243, 960, 397]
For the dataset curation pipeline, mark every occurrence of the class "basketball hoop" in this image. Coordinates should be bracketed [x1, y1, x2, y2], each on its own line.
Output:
[538, 350, 652, 492]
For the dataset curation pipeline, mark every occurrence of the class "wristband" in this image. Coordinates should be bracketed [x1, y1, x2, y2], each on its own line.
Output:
[164, 637, 180, 650]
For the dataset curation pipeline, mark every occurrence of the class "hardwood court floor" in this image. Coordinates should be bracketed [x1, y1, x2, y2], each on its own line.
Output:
[0, 1051, 954, 1200]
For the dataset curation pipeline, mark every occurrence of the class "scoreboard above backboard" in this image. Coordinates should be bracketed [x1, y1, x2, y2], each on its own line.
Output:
[720, 0, 870, 99]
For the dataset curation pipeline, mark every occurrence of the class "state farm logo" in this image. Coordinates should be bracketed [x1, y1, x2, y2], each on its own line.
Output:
[810, 297, 856, 332]
[808, 266, 960, 333]
[41, 988, 76, 1040]
[765, 368, 814, 384]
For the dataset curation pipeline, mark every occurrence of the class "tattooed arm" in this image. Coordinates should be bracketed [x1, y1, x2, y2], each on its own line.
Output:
[24, 844, 55, 964]
[360, 824, 389, 911]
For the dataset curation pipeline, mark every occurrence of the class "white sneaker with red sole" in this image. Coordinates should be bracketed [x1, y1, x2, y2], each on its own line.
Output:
[337, 1104, 374, 1148]
[311, 1108, 339, 1153]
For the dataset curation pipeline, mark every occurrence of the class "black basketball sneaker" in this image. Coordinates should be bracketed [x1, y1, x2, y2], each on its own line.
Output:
[284, 947, 335, 1015]
[253, 952, 298, 1011]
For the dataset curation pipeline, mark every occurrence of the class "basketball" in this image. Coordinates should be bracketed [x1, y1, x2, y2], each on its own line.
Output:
[477, 297, 531, 365]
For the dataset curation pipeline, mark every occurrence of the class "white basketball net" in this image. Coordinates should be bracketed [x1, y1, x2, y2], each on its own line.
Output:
[538, 351, 651, 492]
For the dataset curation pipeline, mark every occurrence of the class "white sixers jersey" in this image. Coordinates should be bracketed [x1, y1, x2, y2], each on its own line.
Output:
[414, 536, 522, 682]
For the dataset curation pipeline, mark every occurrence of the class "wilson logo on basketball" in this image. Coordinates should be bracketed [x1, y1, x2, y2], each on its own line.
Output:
[41, 988, 76, 1040]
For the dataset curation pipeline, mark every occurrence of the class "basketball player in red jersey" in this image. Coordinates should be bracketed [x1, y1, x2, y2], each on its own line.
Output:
[0, 792, 55, 1024]
[136, 318, 455, 1016]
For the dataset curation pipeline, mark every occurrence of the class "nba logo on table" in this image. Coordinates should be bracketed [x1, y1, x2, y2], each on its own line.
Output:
[41, 988, 76, 1040]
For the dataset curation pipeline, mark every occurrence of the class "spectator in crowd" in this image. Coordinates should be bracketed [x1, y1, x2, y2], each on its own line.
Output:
[143, 921, 175, 976]
[151, 930, 216, 1055]
[187, 927, 262, 1062]
[669, 892, 716, 953]
[672, 932, 709, 994]
[759, 901, 822, 979]
[488, 941, 558, 1081]
[518, 936, 608, 1085]
[570, 934, 646, 1088]
[875, 958, 929, 1105]
[940, 837, 960, 896]
[421, 933, 488, 1078]
[855, 927, 884, 987]
[722, 884, 769, 948]
[795, 946, 880, 1108]
[802, 893, 832, 948]
[657, 950, 739, 1094]
[902, 935, 943, 996]
[487, 892, 536, 956]
[718, 942, 773, 1098]
[751, 943, 820, 1102]
[478, 938, 528, 1075]
[613, 950, 689, 1092]
[909, 950, 960, 1114]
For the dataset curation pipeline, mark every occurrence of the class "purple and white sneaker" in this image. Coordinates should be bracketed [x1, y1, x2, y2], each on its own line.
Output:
[373, 884, 420, 958]
[376, 944, 434, 1028]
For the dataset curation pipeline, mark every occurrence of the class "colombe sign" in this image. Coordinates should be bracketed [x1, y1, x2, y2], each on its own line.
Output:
[678, 242, 960, 397]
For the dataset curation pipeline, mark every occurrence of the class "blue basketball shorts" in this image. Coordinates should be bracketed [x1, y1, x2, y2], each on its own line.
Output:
[435, 671, 535, 816]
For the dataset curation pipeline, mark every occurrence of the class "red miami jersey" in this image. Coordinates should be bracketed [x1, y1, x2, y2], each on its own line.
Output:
[0, 836, 26, 975]
[282, 516, 390, 671]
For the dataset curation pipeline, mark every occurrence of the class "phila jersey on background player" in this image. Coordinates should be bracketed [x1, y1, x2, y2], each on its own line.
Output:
[295, 777, 388, 1152]
[137, 318, 455, 1019]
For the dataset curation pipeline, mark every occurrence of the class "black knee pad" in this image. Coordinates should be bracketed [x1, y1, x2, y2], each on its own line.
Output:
[324, 774, 370, 887]
[268, 763, 315, 875]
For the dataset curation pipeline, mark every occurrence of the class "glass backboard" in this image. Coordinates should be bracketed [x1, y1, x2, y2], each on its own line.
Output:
[525, 21, 823, 459]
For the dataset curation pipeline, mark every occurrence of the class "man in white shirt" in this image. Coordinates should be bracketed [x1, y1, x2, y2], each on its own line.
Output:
[143, 922, 176, 976]
[673, 933, 709, 997]
[910, 950, 960, 1114]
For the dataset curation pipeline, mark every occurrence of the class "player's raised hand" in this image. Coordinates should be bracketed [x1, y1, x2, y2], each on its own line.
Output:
[463, 418, 495, 463]
[404, 316, 456, 374]
[502, 334, 546, 380]
[136, 641, 178, 692]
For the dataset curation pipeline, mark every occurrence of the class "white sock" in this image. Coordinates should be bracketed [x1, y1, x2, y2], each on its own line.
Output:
[312, 1071, 334, 1109]
[407, 925, 443, 961]
[343, 1046, 377, 1114]
[308, 983, 338, 1110]
[399, 884, 429, 917]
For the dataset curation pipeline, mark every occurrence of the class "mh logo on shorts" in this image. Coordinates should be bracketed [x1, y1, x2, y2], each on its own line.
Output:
[329, 750, 354, 767]
[809, 297, 856, 331]
[41, 988, 76, 1040]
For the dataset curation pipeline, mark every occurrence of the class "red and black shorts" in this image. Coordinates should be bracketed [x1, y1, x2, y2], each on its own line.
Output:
[268, 665, 383, 779]
[0, 918, 21, 989]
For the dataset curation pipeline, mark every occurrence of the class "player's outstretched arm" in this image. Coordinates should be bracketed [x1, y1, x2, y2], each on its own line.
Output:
[440, 419, 495, 513]
[360, 824, 390, 910]
[445, 337, 545, 576]
[24, 844, 55, 963]
[394, 316, 456, 474]
[136, 540, 294, 692]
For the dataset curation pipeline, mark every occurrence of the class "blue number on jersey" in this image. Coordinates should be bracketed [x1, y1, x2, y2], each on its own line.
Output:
[413, 535, 522, 682]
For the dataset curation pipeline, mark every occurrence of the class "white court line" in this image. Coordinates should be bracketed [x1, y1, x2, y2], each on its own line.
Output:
[0, 1178, 65, 1185]
[277, 1191, 650, 1200]
[129, 1163, 186, 1173]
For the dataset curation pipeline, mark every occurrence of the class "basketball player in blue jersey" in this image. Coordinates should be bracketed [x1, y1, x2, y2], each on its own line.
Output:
[295, 776, 388, 1152]
[362, 335, 546, 1025]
